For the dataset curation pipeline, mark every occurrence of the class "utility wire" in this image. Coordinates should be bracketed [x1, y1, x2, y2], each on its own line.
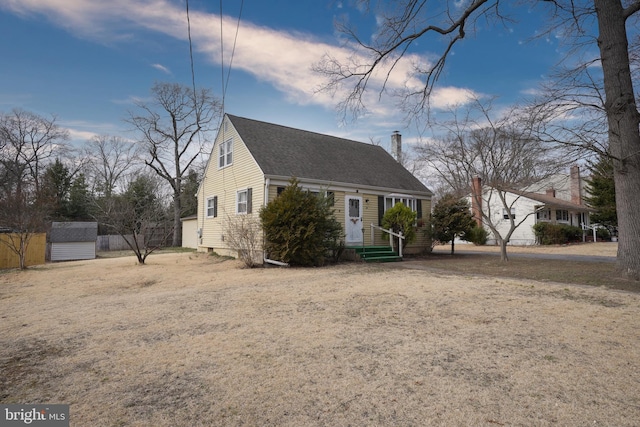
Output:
[185, 0, 198, 101]
[219, 0, 244, 113]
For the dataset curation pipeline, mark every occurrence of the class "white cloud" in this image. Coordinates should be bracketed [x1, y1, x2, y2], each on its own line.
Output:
[430, 87, 477, 110]
[151, 63, 171, 74]
[0, 0, 476, 120]
[66, 127, 99, 142]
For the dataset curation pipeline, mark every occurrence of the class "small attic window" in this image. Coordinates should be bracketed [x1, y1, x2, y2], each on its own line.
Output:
[219, 138, 233, 168]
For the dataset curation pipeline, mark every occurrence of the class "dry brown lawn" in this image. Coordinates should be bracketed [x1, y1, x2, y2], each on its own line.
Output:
[1, 246, 639, 426]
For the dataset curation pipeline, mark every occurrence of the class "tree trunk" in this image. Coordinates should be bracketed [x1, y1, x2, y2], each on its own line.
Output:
[19, 237, 26, 270]
[595, 0, 640, 280]
[450, 239, 455, 255]
[499, 239, 509, 262]
[172, 191, 182, 247]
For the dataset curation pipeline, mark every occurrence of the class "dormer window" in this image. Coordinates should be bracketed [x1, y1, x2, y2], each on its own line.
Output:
[219, 138, 233, 168]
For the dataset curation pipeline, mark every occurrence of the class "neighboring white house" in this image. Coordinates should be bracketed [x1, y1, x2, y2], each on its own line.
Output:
[470, 166, 593, 245]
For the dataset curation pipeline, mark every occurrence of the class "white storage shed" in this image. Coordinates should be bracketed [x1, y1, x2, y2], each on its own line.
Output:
[50, 222, 98, 261]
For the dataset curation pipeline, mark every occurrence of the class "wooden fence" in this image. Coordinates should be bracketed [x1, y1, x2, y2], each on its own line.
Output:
[0, 233, 46, 269]
[96, 235, 136, 251]
[96, 231, 172, 251]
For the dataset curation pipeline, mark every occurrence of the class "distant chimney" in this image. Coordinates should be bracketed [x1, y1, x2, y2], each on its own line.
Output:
[471, 177, 483, 227]
[570, 165, 582, 205]
[391, 131, 402, 163]
[546, 188, 556, 198]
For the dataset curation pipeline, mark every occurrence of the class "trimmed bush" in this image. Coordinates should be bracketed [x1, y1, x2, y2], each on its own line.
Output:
[260, 178, 343, 266]
[381, 202, 417, 249]
[465, 225, 488, 245]
[533, 222, 583, 245]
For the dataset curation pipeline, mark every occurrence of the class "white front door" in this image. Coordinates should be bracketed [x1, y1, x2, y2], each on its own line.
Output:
[345, 196, 363, 245]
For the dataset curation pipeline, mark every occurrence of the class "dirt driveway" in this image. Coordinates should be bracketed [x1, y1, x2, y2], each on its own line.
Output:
[1, 249, 639, 426]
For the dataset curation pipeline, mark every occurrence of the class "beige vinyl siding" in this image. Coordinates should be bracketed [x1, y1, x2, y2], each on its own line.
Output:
[266, 185, 431, 250]
[411, 198, 431, 253]
[197, 117, 264, 256]
[370, 196, 432, 254]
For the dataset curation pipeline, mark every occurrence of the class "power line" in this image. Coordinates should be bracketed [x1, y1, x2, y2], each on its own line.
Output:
[219, 0, 244, 113]
[185, 0, 198, 101]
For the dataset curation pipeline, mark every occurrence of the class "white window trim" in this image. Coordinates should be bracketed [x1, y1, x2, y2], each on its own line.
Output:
[219, 138, 233, 169]
[502, 207, 516, 220]
[556, 209, 569, 222]
[384, 194, 417, 212]
[206, 196, 217, 218]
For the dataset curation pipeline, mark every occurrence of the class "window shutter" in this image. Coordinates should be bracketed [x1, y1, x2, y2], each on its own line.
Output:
[213, 196, 218, 218]
[247, 188, 252, 214]
[417, 199, 422, 219]
[378, 196, 384, 225]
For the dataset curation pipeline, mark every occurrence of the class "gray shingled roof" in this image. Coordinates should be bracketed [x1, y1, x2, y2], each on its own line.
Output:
[509, 190, 593, 212]
[50, 222, 98, 243]
[227, 115, 432, 195]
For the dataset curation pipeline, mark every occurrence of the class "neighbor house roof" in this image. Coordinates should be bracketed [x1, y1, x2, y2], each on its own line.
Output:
[509, 189, 593, 212]
[227, 115, 432, 196]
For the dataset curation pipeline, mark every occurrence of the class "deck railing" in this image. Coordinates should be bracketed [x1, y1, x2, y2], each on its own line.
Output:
[370, 223, 405, 258]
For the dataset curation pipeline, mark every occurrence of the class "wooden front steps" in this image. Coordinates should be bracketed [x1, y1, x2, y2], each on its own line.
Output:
[347, 245, 402, 263]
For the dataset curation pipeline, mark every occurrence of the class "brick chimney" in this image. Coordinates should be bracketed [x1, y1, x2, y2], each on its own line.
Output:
[570, 165, 582, 205]
[391, 131, 402, 163]
[471, 177, 483, 227]
[546, 188, 556, 198]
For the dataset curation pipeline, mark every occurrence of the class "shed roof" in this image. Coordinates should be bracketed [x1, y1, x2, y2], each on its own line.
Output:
[50, 222, 98, 243]
[227, 115, 432, 196]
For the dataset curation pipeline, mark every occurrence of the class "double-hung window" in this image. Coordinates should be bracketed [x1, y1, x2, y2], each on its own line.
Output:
[503, 208, 516, 220]
[206, 196, 217, 218]
[556, 209, 569, 222]
[219, 138, 233, 168]
[536, 208, 550, 221]
[236, 188, 252, 214]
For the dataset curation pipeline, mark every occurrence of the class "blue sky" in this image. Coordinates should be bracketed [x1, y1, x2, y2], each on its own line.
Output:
[0, 0, 567, 155]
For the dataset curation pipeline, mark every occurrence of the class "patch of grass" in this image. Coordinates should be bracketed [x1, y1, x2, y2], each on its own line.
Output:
[410, 253, 639, 292]
[97, 247, 197, 259]
[157, 246, 197, 254]
[209, 251, 235, 261]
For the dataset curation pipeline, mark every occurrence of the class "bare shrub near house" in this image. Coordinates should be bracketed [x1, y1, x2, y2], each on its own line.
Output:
[223, 215, 262, 267]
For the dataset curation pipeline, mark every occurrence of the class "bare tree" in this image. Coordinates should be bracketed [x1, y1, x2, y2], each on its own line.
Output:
[316, 0, 640, 280]
[0, 108, 70, 196]
[0, 109, 69, 269]
[0, 191, 49, 269]
[416, 99, 573, 261]
[84, 134, 140, 198]
[127, 82, 221, 247]
[94, 173, 172, 265]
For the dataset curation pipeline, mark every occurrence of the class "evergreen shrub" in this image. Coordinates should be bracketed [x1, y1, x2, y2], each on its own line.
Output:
[533, 222, 582, 245]
[260, 178, 343, 266]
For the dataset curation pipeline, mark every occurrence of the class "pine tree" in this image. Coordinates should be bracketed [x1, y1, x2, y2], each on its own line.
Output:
[429, 194, 476, 254]
[585, 155, 617, 230]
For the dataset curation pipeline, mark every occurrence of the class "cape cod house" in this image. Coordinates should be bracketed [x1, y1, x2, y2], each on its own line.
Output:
[469, 166, 593, 245]
[195, 114, 432, 261]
